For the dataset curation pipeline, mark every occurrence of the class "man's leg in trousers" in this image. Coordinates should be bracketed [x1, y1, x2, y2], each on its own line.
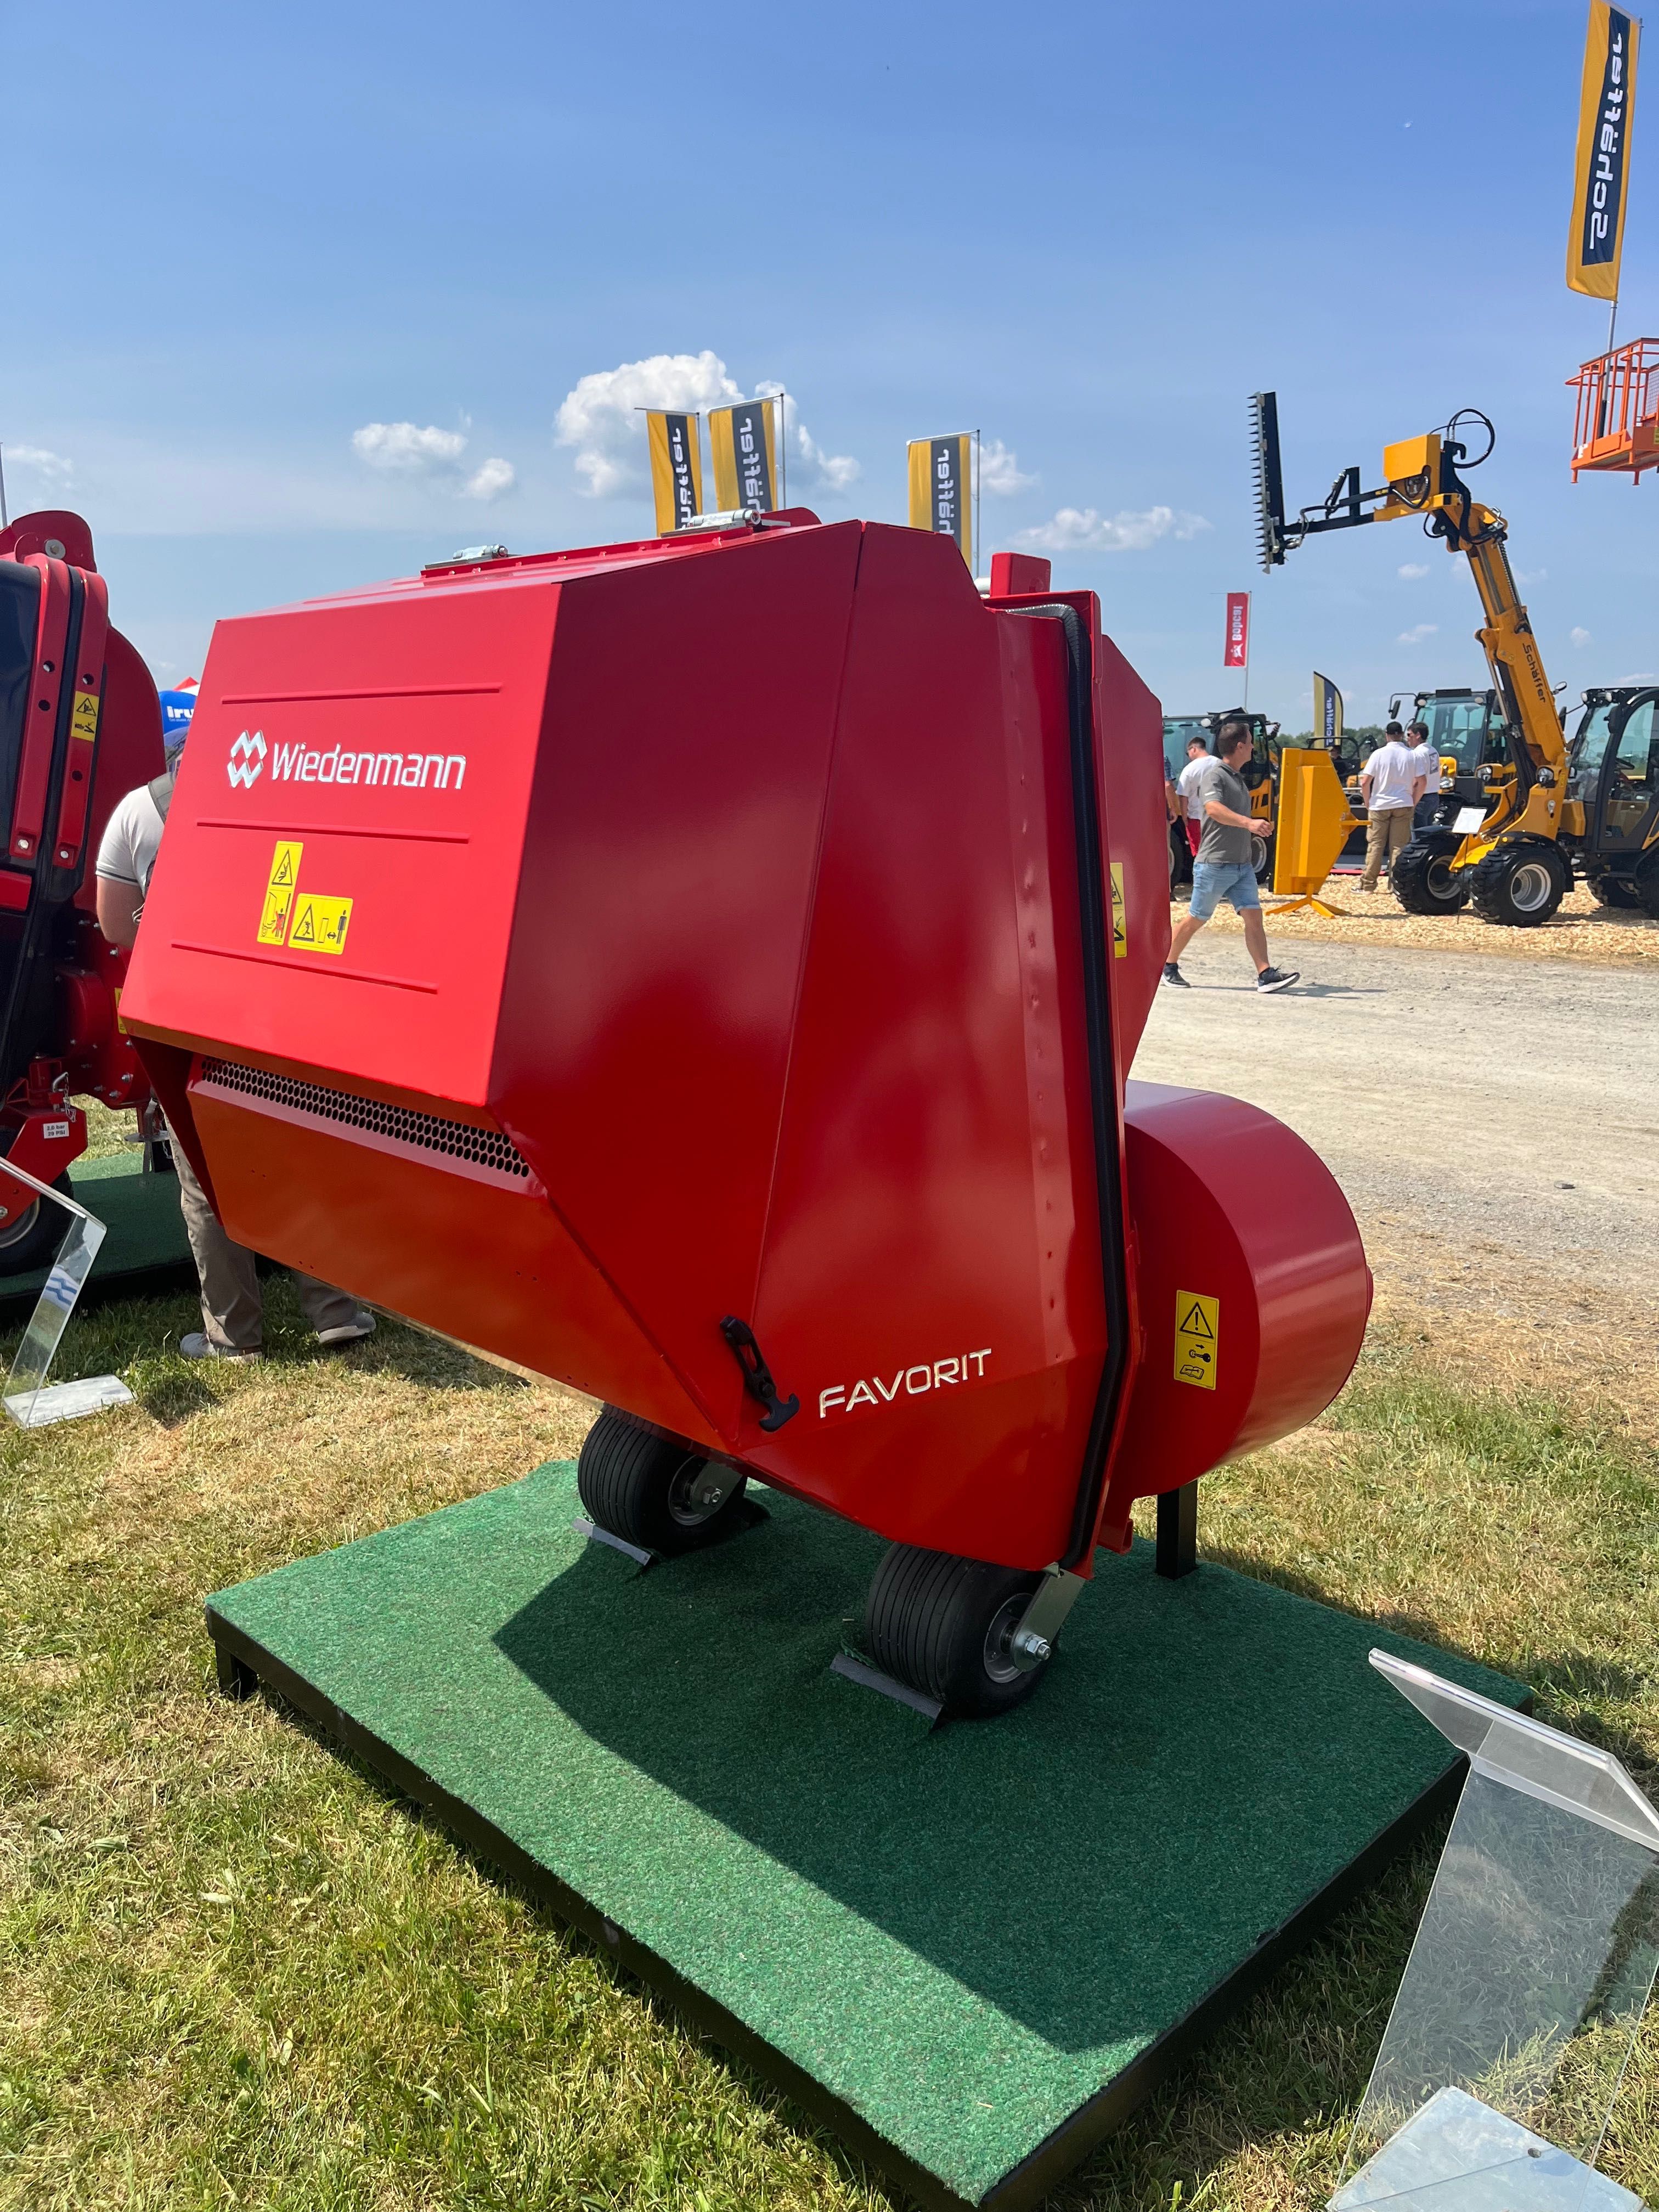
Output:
[1388, 808, 1413, 877]
[1361, 811, 1390, 891]
[290, 1272, 371, 1339]
[169, 1129, 263, 1350]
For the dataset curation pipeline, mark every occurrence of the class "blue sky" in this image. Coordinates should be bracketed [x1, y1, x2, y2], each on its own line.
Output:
[8, 0, 1656, 727]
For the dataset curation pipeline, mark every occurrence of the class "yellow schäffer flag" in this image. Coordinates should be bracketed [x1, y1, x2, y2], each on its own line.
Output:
[907, 435, 973, 565]
[709, 398, 779, 513]
[646, 411, 704, 534]
[1568, 2, 1639, 299]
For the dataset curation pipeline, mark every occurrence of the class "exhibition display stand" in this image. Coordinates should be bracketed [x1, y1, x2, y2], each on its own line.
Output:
[1330, 1654, 1659, 2212]
[206, 1461, 1528, 2211]
[0, 1151, 192, 1317]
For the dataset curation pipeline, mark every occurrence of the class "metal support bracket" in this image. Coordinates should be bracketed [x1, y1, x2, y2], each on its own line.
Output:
[829, 1652, 944, 1725]
[1008, 1565, 1088, 1673]
[1156, 1482, 1199, 1579]
[572, 1516, 655, 1571]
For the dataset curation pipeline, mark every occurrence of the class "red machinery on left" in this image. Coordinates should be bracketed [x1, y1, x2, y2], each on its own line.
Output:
[0, 509, 163, 1269]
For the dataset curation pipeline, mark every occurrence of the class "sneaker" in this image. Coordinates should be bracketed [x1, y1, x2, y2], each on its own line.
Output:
[316, 1312, 377, 1349]
[1255, 967, 1300, 994]
[1161, 962, 1190, 988]
[180, 1331, 261, 1362]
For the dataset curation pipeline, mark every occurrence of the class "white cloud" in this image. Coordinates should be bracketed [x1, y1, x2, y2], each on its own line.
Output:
[1397, 562, 1430, 579]
[979, 438, 1035, 495]
[351, 421, 515, 503]
[1397, 623, 1439, 646]
[1016, 504, 1211, 553]
[1571, 626, 1592, 647]
[462, 456, 515, 502]
[352, 421, 468, 473]
[1516, 567, 1548, 585]
[556, 351, 741, 496]
[752, 382, 860, 494]
[5, 442, 75, 486]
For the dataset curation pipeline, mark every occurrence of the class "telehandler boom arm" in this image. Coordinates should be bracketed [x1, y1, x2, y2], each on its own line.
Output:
[1250, 397, 1571, 858]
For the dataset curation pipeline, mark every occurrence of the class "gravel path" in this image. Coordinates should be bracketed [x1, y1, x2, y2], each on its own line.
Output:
[1132, 936, 1659, 1296]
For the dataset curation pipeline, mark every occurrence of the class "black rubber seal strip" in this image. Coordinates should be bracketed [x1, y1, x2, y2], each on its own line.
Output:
[1006, 603, 1131, 1571]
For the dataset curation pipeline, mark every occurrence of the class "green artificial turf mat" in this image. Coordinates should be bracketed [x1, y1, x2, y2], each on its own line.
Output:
[0, 1152, 191, 1307]
[207, 1462, 1526, 2209]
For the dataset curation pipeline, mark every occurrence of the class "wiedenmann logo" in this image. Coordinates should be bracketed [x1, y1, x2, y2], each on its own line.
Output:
[225, 730, 466, 793]
[227, 731, 266, 788]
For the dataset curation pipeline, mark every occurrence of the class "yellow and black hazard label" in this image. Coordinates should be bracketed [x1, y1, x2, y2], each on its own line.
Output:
[257, 840, 303, 945]
[1110, 860, 1126, 957]
[70, 690, 100, 744]
[289, 893, 352, 956]
[1173, 1290, 1219, 1391]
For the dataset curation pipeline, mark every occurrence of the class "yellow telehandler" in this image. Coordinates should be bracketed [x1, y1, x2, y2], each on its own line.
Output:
[1250, 395, 1659, 924]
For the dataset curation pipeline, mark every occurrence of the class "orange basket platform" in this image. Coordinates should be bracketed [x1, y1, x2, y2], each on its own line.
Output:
[1568, 338, 1659, 479]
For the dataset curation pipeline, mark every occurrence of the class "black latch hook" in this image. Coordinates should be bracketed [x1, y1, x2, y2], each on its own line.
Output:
[719, 1316, 800, 1432]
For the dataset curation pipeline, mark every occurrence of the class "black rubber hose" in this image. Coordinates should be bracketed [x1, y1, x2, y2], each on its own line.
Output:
[1006, 601, 1132, 1572]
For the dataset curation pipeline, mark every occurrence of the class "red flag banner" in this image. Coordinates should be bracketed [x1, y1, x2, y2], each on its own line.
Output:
[1223, 591, 1250, 669]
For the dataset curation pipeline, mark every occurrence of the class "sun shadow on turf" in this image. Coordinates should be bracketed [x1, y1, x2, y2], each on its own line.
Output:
[489, 1482, 1511, 2055]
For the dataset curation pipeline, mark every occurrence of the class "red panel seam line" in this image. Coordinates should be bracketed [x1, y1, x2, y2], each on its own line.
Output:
[170, 941, 438, 994]
[744, 529, 870, 1338]
[217, 684, 503, 704]
[195, 821, 471, 844]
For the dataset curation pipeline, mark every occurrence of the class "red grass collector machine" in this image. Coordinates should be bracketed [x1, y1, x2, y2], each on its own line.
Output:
[121, 512, 1369, 1717]
[0, 510, 163, 1269]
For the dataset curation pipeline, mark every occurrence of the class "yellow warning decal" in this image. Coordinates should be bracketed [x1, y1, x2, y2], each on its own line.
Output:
[257, 840, 303, 946]
[1173, 1289, 1219, 1391]
[1110, 860, 1126, 957]
[289, 893, 352, 956]
[70, 691, 100, 744]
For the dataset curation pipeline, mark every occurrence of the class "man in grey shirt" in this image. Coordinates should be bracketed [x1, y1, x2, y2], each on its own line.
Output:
[1163, 720, 1299, 992]
[95, 741, 376, 1362]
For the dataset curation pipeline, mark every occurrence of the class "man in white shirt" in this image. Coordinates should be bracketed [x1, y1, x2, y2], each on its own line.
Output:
[1359, 720, 1426, 891]
[95, 746, 376, 1363]
[1176, 735, 1210, 859]
[1407, 718, 1443, 829]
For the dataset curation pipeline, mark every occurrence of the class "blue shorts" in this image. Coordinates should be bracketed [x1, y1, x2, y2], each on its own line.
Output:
[1188, 859, 1260, 920]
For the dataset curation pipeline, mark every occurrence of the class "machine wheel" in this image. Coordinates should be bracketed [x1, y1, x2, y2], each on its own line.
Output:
[864, 1543, 1047, 1719]
[1390, 841, 1471, 915]
[0, 1167, 72, 1276]
[1587, 873, 1641, 910]
[576, 1407, 747, 1558]
[1250, 831, 1272, 884]
[1637, 855, 1659, 921]
[1469, 843, 1567, 928]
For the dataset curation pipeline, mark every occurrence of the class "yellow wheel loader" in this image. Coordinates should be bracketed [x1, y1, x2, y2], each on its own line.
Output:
[1250, 395, 1659, 925]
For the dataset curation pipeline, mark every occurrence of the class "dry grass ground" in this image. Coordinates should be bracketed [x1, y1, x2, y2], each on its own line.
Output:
[1188, 878, 1659, 963]
[1, 1242, 1654, 2207]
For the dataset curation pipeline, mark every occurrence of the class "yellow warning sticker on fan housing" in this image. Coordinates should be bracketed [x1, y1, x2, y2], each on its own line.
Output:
[257, 840, 303, 945]
[70, 691, 100, 744]
[1173, 1289, 1219, 1391]
[288, 893, 352, 956]
[1110, 860, 1127, 957]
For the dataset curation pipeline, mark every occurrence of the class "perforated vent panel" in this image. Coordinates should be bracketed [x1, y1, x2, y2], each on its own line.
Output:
[198, 1058, 532, 1181]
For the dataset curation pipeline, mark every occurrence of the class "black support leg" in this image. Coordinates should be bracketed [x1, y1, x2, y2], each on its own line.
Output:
[215, 1643, 259, 1700]
[1155, 1482, 1198, 1579]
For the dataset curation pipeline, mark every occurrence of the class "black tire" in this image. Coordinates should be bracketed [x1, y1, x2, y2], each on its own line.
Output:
[576, 1407, 747, 1557]
[1637, 855, 1659, 921]
[1469, 842, 1567, 928]
[1588, 873, 1643, 911]
[1250, 831, 1272, 884]
[0, 1167, 72, 1276]
[1390, 842, 1471, 915]
[864, 1543, 1046, 1719]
